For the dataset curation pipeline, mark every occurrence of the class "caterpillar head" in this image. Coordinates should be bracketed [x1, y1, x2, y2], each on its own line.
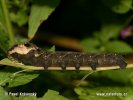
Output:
[7, 42, 39, 57]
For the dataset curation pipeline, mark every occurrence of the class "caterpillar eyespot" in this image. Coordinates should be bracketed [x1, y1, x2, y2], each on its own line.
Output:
[7, 42, 127, 71]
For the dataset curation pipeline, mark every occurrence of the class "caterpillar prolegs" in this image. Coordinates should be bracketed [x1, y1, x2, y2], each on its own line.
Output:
[7, 42, 127, 71]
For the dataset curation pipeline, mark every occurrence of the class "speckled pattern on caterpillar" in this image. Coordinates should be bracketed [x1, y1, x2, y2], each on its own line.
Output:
[7, 42, 127, 71]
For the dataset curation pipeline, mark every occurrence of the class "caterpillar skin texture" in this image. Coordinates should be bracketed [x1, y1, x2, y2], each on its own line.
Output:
[7, 42, 127, 71]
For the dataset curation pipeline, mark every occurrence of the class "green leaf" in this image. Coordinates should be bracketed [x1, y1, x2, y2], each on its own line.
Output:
[125, 95, 133, 100]
[0, 69, 11, 86]
[80, 38, 100, 53]
[75, 87, 133, 100]
[105, 41, 133, 53]
[0, 67, 39, 87]
[97, 22, 123, 42]
[0, 31, 9, 52]
[19, 95, 37, 100]
[0, 3, 9, 52]
[28, 0, 61, 39]
[0, 86, 12, 100]
[0, 3, 5, 25]
[0, 58, 42, 70]
[99, 69, 133, 84]
[40, 90, 69, 100]
[16, 36, 29, 43]
[8, 72, 39, 87]
[49, 45, 55, 52]
[10, 10, 28, 27]
[0, 58, 39, 87]
[102, 0, 132, 14]
[95, 5, 125, 42]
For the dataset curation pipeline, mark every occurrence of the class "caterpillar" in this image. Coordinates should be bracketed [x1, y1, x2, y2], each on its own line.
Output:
[7, 42, 127, 71]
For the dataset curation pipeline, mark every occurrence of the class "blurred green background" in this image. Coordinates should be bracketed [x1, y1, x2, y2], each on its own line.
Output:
[0, 0, 133, 100]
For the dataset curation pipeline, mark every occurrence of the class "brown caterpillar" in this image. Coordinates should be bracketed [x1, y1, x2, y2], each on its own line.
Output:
[7, 42, 127, 71]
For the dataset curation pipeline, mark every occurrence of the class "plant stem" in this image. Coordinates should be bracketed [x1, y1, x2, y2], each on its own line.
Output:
[76, 71, 95, 86]
[1, 0, 15, 46]
[0, 58, 133, 71]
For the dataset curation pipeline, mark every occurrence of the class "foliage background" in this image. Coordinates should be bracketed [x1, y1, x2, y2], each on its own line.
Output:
[0, 0, 133, 100]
